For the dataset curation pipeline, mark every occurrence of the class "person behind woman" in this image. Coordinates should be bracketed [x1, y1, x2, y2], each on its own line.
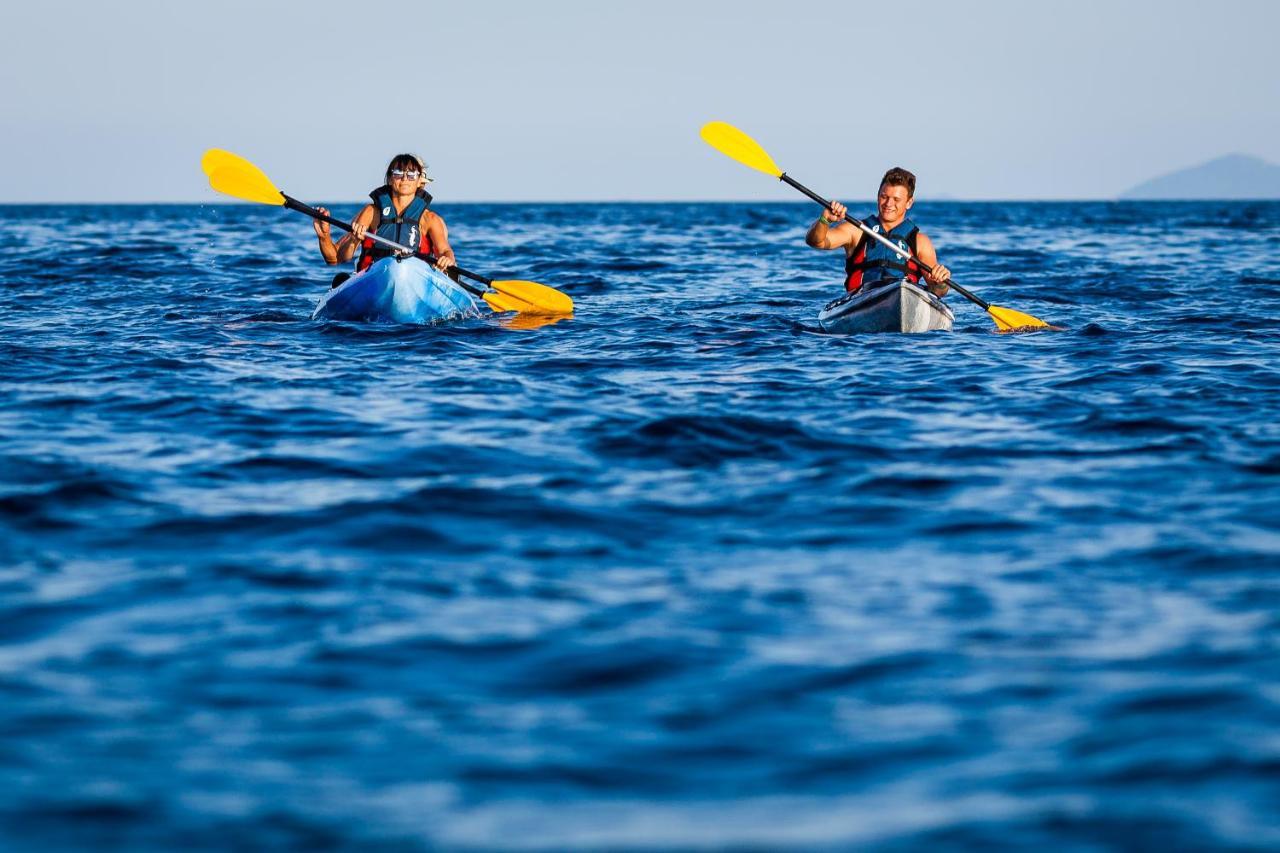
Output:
[312, 153, 457, 286]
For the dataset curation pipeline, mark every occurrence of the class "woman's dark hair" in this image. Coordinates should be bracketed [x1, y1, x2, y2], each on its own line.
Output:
[385, 153, 426, 181]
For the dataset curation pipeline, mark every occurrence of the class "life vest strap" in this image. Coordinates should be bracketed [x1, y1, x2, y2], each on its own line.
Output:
[357, 186, 434, 271]
[845, 218, 922, 292]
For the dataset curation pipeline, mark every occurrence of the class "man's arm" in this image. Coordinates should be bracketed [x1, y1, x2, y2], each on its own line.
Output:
[805, 201, 857, 250]
[914, 232, 951, 296]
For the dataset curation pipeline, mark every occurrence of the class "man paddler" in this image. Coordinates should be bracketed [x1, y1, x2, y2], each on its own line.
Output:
[805, 167, 950, 296]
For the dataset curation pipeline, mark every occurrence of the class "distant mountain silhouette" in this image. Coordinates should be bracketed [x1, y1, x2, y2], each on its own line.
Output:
[1120, 154, 1280, 199]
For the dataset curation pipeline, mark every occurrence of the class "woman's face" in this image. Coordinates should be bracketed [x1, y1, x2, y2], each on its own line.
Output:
[387, 163, 425, 190]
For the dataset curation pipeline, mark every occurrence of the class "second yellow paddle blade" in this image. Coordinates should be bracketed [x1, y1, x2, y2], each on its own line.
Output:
[201, 149, 285, 206]
[699, 121, 783, 178]
[487, 280, 574, 315]
[988, 304, 1052, 333]
[498, 313, 570, 331]
[483, 291, 531, 314]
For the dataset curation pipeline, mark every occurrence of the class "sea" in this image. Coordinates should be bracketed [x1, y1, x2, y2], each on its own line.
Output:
[1, 200, 1278, 851]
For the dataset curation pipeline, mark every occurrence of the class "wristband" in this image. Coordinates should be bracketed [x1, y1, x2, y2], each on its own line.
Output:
[818, 216, 832, 226]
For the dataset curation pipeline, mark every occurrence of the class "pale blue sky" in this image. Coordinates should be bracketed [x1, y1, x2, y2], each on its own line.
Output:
[2, 0, 1277, 202]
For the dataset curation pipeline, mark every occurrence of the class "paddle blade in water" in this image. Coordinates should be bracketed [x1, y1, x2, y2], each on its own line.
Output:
[488, 280, 574, 315]
[201, 149, 285, 205]
[497, 311, 571, 331]
[988, 304, 1053, 333]
[482, 291, 528, 314]
[700, 122, 783, 178]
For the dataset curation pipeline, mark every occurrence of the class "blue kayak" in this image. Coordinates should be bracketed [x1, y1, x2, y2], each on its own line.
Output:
[311, 257, 481, 324]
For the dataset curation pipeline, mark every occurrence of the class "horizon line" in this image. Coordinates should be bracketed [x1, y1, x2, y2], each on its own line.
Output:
[3, 197, 1278, 206]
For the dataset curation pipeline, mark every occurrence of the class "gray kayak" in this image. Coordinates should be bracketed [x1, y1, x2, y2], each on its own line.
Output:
[817, 279, 954, 334]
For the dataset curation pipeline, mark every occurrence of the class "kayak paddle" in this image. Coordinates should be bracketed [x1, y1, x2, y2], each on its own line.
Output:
[200, 149, 573, 316]
[699, 122, 1053, 332]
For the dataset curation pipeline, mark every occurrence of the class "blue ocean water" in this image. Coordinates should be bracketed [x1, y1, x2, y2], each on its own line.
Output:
[1, 199, 1278, 850]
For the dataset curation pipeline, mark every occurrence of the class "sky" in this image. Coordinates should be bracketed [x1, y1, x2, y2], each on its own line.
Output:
[2, 0, 1278, 203]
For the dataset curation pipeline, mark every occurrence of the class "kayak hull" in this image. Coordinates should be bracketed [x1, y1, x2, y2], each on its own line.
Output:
[311, 257, 480, 324]
[818, 279, 954, 334]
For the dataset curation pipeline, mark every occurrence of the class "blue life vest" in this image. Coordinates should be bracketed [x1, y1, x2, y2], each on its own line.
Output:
[357, 186, 434, 271]
[844, 215, 922, 292]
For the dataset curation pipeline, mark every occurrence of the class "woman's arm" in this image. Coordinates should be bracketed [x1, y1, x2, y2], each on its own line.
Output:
[313, 207, 340, 264]
[340, 205, 376, 263]
[423, 211, 455, 271]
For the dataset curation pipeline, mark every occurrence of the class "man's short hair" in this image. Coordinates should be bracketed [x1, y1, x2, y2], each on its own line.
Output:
[880, 167, 916, 198]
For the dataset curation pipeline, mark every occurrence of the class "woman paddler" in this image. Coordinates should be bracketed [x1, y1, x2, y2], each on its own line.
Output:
[312, 153, 458, 285]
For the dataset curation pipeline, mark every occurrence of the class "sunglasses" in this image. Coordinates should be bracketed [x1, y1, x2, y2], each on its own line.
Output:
[389, 169, 422, 180]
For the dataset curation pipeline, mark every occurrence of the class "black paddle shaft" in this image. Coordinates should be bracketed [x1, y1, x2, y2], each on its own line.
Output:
[281, 194, 495, 290]
[778, 173, 988, 310]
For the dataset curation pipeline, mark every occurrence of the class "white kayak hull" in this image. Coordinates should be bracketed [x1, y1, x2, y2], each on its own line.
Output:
[817, 279, 954, 334]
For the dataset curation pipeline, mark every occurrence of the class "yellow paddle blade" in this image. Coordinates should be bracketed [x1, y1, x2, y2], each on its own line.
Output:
[498, 312, 571, 331]
[482, 291, 530, 314]
[988, 304, 1052, 333]
[201, 149, 285, 205]
[201, 148, 266, 178]
[207, 165, 286, 205]
[699, 121, 783, 178]
[486, 279, 574, 315]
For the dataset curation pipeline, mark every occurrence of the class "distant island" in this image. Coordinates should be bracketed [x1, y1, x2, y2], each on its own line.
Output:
[1120, 153, 1280, 199]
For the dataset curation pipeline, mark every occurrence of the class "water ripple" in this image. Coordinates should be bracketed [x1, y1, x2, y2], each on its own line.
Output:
[1, 201, 1278, 849]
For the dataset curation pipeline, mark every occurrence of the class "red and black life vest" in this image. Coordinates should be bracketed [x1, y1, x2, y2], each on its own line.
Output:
[356, 186, 436, 272]
[845, 215, 922, 292]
